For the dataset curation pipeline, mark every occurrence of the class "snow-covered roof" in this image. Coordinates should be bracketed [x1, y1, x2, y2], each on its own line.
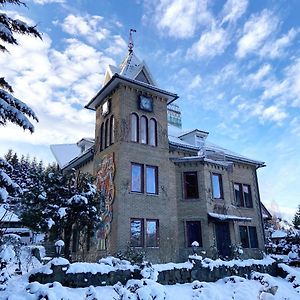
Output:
[50, 144, 81, 168]
[168, 124, 265, 167]
[208, 212, 252, 222]
[103, 51, 157, 87]
[0, 205, 20, 222]
[271, 230, 287, 239]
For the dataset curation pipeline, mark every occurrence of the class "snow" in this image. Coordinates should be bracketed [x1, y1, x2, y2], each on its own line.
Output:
[208, 212, 252, 222]
[189, 255, 275, 271]
[46, 218, 55, 229]
[54, 240, 65, 247]
[0, 204, 20, 222]
[66, 258, 136, 275]
[192, 241, 200, 247]
[68, 194, 88, 205]
[3, 269, 300, 300]
[57, 207, 67, 218]
[50, 143, 81, 168]
[271, 230, 287, 238]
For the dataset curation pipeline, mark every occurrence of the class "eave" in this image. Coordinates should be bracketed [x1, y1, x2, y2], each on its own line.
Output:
[85, 73, 178, 110]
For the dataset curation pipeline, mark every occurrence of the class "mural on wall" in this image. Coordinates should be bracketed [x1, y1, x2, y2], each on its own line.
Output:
[95, 153, 115, 250]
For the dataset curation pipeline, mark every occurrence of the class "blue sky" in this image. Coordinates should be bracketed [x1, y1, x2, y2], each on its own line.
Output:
[0, 0, 300, 219]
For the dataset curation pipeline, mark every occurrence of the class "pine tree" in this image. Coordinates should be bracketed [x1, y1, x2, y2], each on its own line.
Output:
[293, 205, 300, 228]
[0, 0, 41, 203]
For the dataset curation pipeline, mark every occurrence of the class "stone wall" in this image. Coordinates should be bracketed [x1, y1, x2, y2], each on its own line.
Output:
[30, 257, 278, 287]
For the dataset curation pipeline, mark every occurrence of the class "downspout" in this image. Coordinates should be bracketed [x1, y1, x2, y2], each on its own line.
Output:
[255, 165, 266, 251]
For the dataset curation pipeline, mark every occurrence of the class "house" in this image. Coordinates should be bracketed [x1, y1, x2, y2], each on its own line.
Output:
[51, 43, 266, 263]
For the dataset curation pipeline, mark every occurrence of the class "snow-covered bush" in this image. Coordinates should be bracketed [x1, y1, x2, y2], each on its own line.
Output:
[113, 279, 166, 300]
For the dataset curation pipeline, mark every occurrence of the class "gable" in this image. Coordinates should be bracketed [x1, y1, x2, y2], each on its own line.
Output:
[135, 69, 150, 84]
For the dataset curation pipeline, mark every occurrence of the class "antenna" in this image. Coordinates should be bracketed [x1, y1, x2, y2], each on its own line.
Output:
[128, 29, 136, 53]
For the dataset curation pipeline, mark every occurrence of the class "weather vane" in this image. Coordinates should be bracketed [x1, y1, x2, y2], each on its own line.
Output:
[128, 29, 136, 53]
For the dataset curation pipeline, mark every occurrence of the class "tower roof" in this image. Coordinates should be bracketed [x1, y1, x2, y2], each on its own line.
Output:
[103, 51, 157, 87]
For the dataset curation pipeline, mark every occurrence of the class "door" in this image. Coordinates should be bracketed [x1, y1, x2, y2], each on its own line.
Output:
[215, 222, 231, 258]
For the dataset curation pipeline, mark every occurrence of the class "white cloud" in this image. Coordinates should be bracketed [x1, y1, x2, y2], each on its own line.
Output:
[247, 64, 271, 86]
[147, 0, 213, 38]
[236, 10, 278, 58]
[0, 12, 120, 149]
[221, 0, 248, 25]
[187, 27, 228, 59]
[60, 14, 110, 45]
[32, 0, 65, 4]
[260, 105, 287, 122]
[259, 28, 298, 58]
[187, 74, 202, 90]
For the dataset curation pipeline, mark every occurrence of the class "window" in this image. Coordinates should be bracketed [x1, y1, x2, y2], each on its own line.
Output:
[146, 166, 158, 194]
[100, 123, 104, 151]
[212, 173, 223, 199]
[130, 219, 144, 247]
[239, 226, 258, 248]
[140, 116, 148, 144]
[131, 163, 143, 193]
[186, 221, 202, 247]
[183, 172, 199, 199]
[131, 163, 158, 195]
[130, 219, 159, 248]
[149, 118, 157, 146]
[110, 115, 114, 145]
[131, 113, 139, 142]
[105, 119, 109, 148]
[146, 219, 159, 247]
[234, 183, 253, 208]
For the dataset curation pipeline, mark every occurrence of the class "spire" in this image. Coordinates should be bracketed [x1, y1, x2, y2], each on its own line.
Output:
[128, 29, 136, 53]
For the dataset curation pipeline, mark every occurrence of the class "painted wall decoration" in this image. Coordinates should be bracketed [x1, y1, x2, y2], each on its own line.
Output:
[95, 153, 115, 250]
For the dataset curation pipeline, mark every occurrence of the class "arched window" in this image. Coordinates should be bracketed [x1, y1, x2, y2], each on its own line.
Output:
[110, 115, 115, 145]
[100, 122, 104, 151]
[131, 113, 139, 142]
[149, 118, 157, 146]
[105, 119, 109, 148]
[140, 116, 148, 144]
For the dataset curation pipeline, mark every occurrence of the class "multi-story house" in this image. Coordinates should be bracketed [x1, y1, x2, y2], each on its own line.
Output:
[51, 45, 266, 263]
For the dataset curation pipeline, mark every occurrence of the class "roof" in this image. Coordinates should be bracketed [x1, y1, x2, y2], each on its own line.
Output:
[50, 144, 81, 168]
[85, 73, 178, 110]
[0, 205, 20, 222]
[168, 124, 265, 167]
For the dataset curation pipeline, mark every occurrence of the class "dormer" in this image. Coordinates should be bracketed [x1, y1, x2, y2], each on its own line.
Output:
[77, 138, 94, 153]
[178, 129, 209, 148]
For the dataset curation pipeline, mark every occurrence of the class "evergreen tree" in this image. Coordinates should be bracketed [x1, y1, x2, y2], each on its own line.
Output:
[0, 0, 41, 203]
[293, 205, 300, 228]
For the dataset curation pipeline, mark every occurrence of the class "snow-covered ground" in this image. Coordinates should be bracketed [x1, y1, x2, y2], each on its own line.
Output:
[1, 266, 300, 299]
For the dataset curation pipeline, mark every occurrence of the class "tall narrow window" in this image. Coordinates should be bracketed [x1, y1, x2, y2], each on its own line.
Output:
[131, 163, 143, 193]
[140, 116, 148, 144]
[186, 221, 202, 247]
[149, 118, 157, 146]
[146, 165, 158, 194]
[110, 115, 114, 145]
[239, 226, 249, 248]
[212, 173, 223, 199]
[243, 185, 253, 208]
[184, 172, 199, 199]
[234, 183, 243, 206]
[249, 226, 258, 248]
[146, 219, 159, 247]
[105, 119, 109, 148]
[130, 219, 144, 247]
[131, 113, 138, 142]
[100, 123, 104, 151]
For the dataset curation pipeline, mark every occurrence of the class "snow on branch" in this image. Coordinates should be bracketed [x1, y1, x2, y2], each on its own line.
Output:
[0, 89, 38, 132]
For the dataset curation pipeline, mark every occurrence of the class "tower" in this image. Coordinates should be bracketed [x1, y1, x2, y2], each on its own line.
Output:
[85, 35, 179, 262]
